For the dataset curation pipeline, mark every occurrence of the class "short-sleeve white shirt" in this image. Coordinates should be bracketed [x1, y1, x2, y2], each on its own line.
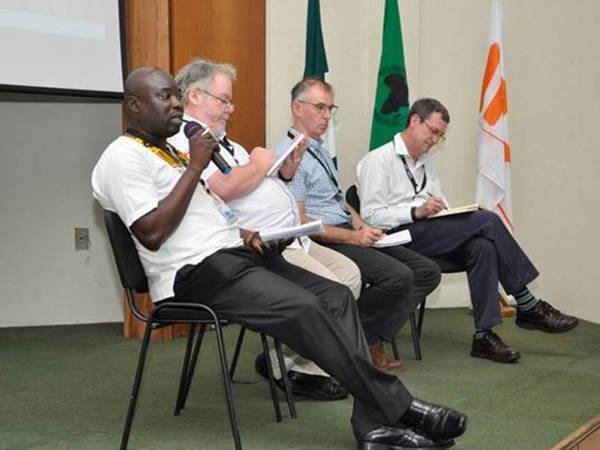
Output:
[91, 135, 242, 301]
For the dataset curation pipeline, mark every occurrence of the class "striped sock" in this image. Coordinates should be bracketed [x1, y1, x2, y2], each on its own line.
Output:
[513, 287, 539, 312]
[474, 329, 490, 340]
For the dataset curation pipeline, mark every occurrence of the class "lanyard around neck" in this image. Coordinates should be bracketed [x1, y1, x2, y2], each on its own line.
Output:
[288, 130, 340, 192]
[126, 128, 189, 169]
[398, 154, 427, 197]
[219, 136, 240, 166]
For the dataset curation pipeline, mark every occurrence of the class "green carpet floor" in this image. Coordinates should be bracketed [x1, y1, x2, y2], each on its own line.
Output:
[1, 308, 599, 450]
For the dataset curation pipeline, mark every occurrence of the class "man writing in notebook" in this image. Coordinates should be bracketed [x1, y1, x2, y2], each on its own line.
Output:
[92, 67, 467, 450]
[356, 98, 578, 363]
[168, 59, 361, 400]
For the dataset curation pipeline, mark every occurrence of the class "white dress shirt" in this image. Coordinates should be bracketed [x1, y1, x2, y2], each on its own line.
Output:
[356, 133, 446, 229]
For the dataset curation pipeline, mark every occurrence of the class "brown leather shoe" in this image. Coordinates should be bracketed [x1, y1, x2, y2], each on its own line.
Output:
[369, 342, 404, 370]
[516, 299, 579, 333]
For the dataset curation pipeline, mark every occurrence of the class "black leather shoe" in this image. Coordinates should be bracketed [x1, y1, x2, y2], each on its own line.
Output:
[399, 398, 467, 441]
[516, 300, 579, 333]
[470, 331, 521, 363]
[357, 426, 454, 450]
[254, 353, 349, 401]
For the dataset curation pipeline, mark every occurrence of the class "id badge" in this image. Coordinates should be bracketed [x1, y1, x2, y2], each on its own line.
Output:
[210, 192, 238, 224]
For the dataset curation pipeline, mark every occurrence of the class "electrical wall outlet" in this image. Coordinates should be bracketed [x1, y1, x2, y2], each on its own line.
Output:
[74, 227, 90, 250]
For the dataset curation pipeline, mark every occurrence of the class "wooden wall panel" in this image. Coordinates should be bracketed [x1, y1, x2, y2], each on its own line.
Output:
[170, 0, 266, 149]
[124, 0, 182, 340]
[126, 0, 171, 71]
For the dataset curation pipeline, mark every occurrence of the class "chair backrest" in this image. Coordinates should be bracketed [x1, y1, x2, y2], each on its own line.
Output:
[103, 210, 149, 294]
[345, 184, 360, 212]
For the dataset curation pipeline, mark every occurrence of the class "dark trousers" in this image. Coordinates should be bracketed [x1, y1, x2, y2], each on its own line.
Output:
[172, 247, 413, 438]
[397, 210, 539, 330]
[315, 241, 441, 345]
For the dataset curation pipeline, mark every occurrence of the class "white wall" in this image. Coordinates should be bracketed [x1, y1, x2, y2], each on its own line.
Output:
[0, 94, 123, 327]
[267, 0, 600, 324]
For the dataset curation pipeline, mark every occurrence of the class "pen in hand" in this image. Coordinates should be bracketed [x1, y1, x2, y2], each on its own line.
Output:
[427, 191, 448, 210]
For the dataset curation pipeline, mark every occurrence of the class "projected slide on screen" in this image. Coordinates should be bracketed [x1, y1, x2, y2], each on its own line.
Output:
[0, 1, 124, 96]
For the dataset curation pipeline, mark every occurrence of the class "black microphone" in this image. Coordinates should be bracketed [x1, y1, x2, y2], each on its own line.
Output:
[183, 120, 232, 175]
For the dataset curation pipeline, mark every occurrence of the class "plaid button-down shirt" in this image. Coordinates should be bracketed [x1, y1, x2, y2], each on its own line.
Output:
[276, 129, 351, 226]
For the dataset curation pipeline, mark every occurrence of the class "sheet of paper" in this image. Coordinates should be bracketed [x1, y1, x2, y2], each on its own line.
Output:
[372, 229, 412, 248]
[259, 220, 323, 242]
[266, 133, 305, 177]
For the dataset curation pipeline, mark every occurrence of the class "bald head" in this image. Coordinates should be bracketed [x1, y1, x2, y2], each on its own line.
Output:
[123, 67, 184, 141]
[124, 67, 162, 97]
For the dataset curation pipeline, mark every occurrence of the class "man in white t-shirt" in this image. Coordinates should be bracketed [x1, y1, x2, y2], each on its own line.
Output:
[169, 58, 361, 401]
[91, 67, 466, 450]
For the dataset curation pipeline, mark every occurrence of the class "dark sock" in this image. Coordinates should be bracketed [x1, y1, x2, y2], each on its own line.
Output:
[513, 287, 539, 312]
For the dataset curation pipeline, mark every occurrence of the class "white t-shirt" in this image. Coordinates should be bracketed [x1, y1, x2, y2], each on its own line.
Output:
[91, 135, 242, 302]
[169, 121, 303, 239]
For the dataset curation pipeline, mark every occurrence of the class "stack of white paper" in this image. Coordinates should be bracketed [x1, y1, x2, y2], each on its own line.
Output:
[259, 220, 323, 242]
[266, 133, 305, 177]
[372, 229, 412, 248]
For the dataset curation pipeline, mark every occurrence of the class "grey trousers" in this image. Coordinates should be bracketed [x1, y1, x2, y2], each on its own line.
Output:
[316, 240, 441, 345]
[396, 210, 539, 330]
[173, 247, 413, 437]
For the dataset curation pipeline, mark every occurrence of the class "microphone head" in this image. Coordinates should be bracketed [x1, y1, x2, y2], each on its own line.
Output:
[183, 120, 205, 138]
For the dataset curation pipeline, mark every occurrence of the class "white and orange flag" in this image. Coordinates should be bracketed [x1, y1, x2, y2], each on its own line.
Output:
[476, 0, 513, 230]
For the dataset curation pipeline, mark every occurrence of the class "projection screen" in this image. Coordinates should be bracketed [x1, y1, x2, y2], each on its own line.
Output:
[0, 1, 125, 98]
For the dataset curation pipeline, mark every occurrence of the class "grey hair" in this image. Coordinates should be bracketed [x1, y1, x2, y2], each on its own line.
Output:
[290, 76, 334, 103]
[174, 58, 237, 106]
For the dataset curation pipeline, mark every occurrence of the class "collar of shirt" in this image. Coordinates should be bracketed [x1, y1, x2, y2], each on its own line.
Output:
[393, 133, 432, 171]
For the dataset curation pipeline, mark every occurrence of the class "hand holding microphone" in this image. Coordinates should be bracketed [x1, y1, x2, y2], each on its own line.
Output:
[183, 119, 232, 175]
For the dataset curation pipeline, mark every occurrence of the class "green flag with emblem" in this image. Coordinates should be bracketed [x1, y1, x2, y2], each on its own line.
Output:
[369, 0, 409, 150]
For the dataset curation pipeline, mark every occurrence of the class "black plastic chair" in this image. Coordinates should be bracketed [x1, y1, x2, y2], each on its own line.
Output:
[345, 185, 465, 361]
[103, 210, 296, 450]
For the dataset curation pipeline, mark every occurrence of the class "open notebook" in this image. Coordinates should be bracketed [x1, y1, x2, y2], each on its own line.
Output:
[429, 203, 483, 219]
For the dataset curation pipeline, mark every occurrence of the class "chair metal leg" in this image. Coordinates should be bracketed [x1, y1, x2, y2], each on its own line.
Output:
[120, 321, 154, 450]
[213, 320, 242, 450]
[229, 326, 246, 381]
[391, 335, 400, 361]
[410, 313, 422, 360]
[174, 324, 198, 415]
[260, 333, 282, 422]
[417, 299, 427, 339]
[178, 324, 207, 413]
[274, 339, 297, 419]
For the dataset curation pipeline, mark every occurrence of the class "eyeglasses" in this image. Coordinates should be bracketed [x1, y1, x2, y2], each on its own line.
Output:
[198, 89, 234, 108]
[297, 100, 339, 116]
[421, 120, 446, 142]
